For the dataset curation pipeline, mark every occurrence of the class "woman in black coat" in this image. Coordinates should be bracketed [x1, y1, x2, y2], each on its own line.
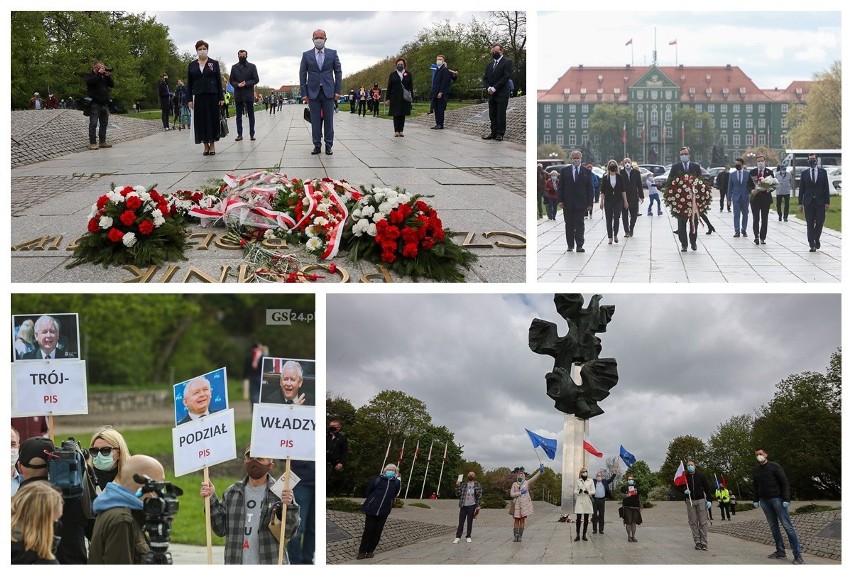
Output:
[385, 58, 413, 137]
[599, 159, 628, 244]
[187, 39, 225, 156]
[357, 464, 401, 560]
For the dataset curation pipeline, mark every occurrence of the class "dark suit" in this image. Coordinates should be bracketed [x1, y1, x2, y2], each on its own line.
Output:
[599, 171, 625, 239]
[263, 387, 309, 405]
[748, 167, 774, 242]
[716, 170, 731, 211]
[299, 47, 342, 149]
[621, 167, 644, 235]
[798, 165, 831, 248]
[21, 348, 77, 360]
[667, 161, 703, 249]
[430, 64, 451, 128]
[229, 59, 259, 138]
[158, 79, 171, 129]
[558, 164, 594, 250]
[483, 55, 513, 138]
[386, 69, 413, 133]
[187, 58, 225, 145]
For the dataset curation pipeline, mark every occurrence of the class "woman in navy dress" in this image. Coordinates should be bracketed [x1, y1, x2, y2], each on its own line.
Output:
[187, 40, 224, 156]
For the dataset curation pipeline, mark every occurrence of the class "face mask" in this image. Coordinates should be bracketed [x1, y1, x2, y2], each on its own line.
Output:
[197, 49, 208, 58]
[396, 65, 404, 72]
[687, 465, 695, 473]
[12, 449, 19, 467]
[239, 56, 247, 63]
[808, 159, 818, 168]
[735, 164, 743, 170]
[757, 162, 765, 170]
[581, 473, 588, 479]
[468, 476, 475, 482]
[385, 470, 396, 478]
[329, 427, 339, 433]
[436, 60, 444, 67]
[551, 175, 558, 181]
[608, 165, 617, 172]
[757, 455, 767, 463]
[492, 52, 501, 60]
[572, 159, 582, 167]
[313, 39, 325, 50]
[516, 477, 524, 483]
[624, 163, 631, 169]
[628, 479, 634, 485]
[93, 453, 116, 472]
[680, 155, 689, 163]
[245, 459, 272, 480]
[163, 77, 168, 82]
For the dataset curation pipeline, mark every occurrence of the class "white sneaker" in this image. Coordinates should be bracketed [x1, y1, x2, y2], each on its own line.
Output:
[466, 537, 472, 543]
[452, 537, 460, 544]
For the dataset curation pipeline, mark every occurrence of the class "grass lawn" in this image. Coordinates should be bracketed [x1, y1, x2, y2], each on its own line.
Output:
[790, 195, 841, 232]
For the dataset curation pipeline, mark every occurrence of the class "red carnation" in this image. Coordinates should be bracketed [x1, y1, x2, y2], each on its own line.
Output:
[87, 218, 100, 233]
[381, 240, 397, 253]
[402, 243, 419, 258]
[138, 219, 155, 236]
[107, 227, 124, 243]
[119, 187, 132, 197]
[389, 209, 404, 225]
[96, 195, 110, 209]
[329, 263, 337, 274]
[422, 238, 435, 250]
[119, 210, 137, 226]
[125, 196, 142, 210]
[398, 203, 413, 218]
[414, 200, 429, 213]
[150, 190, 163, 202]
[381, 251, 397, 263]
[401, 227, 418, 243]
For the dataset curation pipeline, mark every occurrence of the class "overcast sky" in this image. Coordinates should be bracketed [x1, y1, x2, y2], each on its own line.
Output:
[151, 11, 489, 89]
[327, 293, 840, 475]
[538, 10, 841, 90]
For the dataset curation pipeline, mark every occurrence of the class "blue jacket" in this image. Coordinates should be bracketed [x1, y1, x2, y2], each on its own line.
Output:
[362, 475, 401, 517]
[299, 47, 342, 100]
[727, 168, 751, 202]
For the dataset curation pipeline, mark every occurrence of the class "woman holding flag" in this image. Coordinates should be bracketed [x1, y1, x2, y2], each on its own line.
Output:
[620, 472, 642, 542]
[509, 464, 544, 542]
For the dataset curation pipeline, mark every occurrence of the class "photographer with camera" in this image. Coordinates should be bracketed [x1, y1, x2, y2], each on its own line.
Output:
[84, 60, 114, 151]
[200, 444, 300, 564]
[89, 454, 165, 564]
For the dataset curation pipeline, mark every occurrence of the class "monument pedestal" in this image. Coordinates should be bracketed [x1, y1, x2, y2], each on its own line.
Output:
[561, 414, 588, 514]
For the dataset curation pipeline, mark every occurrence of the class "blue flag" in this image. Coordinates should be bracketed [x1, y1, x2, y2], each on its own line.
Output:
[525, 429, 557, 460]
[619, 445, 636, 468]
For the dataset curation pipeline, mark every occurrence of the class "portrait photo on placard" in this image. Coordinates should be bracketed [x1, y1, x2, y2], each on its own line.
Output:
[259, 357, 315, 406]
[173, 367, 229, 425]
[12, 313, 80, 362]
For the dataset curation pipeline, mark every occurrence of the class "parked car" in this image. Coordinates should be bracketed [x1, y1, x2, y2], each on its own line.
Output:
[639, 164, 667, 177]
[546, 164, 605, 180]
[825, 166, 842, 194]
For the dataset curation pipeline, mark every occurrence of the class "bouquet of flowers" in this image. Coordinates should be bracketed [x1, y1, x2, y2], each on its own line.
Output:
[344, 187, 477, 282]
[68, 184, 188, 268]
[234, 235, 336, 282]
[166, 189, 219, 219]
[662, 175, 712, 220]
[752, 175, 778, 197]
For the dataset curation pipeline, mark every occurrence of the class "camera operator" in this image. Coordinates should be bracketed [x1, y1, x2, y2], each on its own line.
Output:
[89, 454, 165, 564]
[200, 444, 300, 564]
[84, 60, 114, 150]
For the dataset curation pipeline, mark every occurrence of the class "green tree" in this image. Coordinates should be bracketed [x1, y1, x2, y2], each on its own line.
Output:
[711, 138, 729, 166]
[673, 108, 715, 165]
[657, 435, 707, 487]
[588, 104, 633, 166]
[487, 11, 526, 93]
[617, 460, 658, 500]
[704, 414, 755, 499]
[788, 61, 841, 149]
[326, 394, 357, 430]
[752, 349, 841, 499]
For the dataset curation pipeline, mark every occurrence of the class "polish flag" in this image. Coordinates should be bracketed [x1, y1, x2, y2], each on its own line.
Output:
[583, 438, 603, 458]
[674, 460, 688, 486]
[669, 39, 678, 46]
[621, 122, 627, 144]
[625, 38, 633, 46]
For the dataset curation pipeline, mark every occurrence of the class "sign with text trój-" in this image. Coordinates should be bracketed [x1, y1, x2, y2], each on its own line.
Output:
[12, 360, 88, 416]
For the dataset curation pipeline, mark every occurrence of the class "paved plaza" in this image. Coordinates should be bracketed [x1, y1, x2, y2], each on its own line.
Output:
[11, 102, 525, 283]
[537, 205, 841, 283]
[327, 499, 840, 565]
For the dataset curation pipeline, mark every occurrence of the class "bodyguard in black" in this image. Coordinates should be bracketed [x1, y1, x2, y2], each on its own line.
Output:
[482, 44, 513, 141]
[229, 50, 259, 141]
[327, 420, 348, 496]
[158, 74, 171, 130]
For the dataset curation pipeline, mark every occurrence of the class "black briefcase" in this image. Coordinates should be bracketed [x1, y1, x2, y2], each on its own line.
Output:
[303, 107, 311, 123]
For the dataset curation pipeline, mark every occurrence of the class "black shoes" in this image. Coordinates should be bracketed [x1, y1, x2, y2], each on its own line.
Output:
[311, 147, 321, 155]
[576, 247, 585, 252]
[574, 535, 580, 542]
[768, 551, 787, 559]
[235, 135, 243, 141]
[742, 230, 748, 237]
[754, 238, 760, 245]
[734, 232, 740, 238]
[326, 147, 333, 155]
[816, 239, 821, 249]
[567, 246, 574, 252]
[691, 242, 697, 251]
[496, 136, 503, 141]
[482, 133, 496, 140]
[681, 245, 687, 252]
[431, 125, 444, 130]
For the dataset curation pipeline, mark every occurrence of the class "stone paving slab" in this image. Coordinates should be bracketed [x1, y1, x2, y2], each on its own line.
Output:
[11, 106, 525, 283]
[537, 203, 841, 283]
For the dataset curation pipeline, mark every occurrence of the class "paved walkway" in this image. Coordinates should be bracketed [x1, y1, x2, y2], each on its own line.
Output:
[537, 204, 841, 283]
[10, 105, 525, 283]
[328, 499, 840, 565]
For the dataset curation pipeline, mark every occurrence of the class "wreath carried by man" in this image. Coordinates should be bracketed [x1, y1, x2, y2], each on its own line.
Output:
[662, 174, 713, 235]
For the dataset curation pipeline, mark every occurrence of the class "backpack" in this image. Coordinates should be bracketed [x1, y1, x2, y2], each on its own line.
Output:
[49, 438, 97, 519]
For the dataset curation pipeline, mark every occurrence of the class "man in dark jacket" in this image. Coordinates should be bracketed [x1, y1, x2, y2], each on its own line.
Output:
[158, 73, 171, 131]
[357, 464, 401, 559]
[84, 61, 114, 150]
[591, 470, 616, 534]
[753, 449, 804, 564]
[326, 420, 348, 496]
[229, 50, 259, 141]
[558, 150, 594, 252]
[621, 158, 645, 236]
[675, 460, 713, 551]
[716, 165, 731, 212]
[453, 471, 482, 543]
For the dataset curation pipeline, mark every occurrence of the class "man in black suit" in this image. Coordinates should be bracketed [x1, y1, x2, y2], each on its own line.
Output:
[482, 44, 513, 141]
[798, 153, 831, 252]
[262, 361, 307, 405]
[620, 158, 644, 237]
[229, 50, 259, 141]
[666, 146, 704, 252]
[558, 150, 594, 252]
[178, 376, 212, 425]
[747, 154, 774, 245]
[716, 164, 731, 212]
[22, 315, 77, 360]
[430, 55, 451, 129]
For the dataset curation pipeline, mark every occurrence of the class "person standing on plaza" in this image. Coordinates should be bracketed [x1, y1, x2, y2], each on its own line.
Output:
[84, 61, 114, 150]
[454, 470, 482, 544]
[753, 448, 804, 564]
[716, 164, 732, 212]
[371, 83, 381, 117]
[573, 467, 594, 541]
[587, 163, 601, 218]
[229, 50, 259, 142]
[300, 29, 342, 155]
[544, 170, 560, 221]
[357, 464, 401, 560]
[728, 157, 751, 238]
[510, 465, 543, 542]
[158, 73, 172, 131]
[599, 159, 626, 245]
[558, 150, 594, 252]
[386, 58, 413, 137]
[430, 55, 451, 130]
[327, 420, 348, 496]
[646, 174, 663, 216]
[591, 470, 616, 534]
[675, 460, 713, 551]
[482, 43, 513, 142]
[620, 473, 642, 542]
[536, 164, 546, 220]
[775, 163, 792, 221]
[748, 154, 774, 245]
[187, 40, 224, 156]
[715, 480, 731, 521]
[798, 153, 831, 252]
[621, 158, 644, 237]
[666, 146, 703, 251]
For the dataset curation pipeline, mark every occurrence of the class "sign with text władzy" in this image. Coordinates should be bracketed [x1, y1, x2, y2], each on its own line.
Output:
[172, 408, 237, 476]
[11, 360, 88, 416]
[250, 404, 316, 461]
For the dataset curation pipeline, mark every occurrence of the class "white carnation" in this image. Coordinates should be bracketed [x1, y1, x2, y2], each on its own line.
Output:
[305, 237, 322, 251]
[361, 205, 376, 218]
[99, 216, 113, 229]
[122, 232, 137, 247]
[366, 223, 378, 237]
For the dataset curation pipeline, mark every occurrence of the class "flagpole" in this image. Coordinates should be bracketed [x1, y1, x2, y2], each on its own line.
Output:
[419, 440, 434, 499]
[436, 441, 448, 498]
[396, 437, 406, 470]
[683, 460, 692, 504]
[404, 440, 419, 499]
[380, 438, 391, 474]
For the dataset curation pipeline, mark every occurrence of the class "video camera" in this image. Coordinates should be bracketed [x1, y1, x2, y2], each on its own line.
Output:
[133, 474, 183, 565]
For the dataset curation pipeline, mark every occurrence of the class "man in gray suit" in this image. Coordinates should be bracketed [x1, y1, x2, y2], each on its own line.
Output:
[798, 153, 831, 252]
[299, 29, 342, 155]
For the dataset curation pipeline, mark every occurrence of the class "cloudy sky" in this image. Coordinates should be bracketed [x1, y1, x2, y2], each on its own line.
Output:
[151, 11, 489, 89]
[538, 10, 841, 90]
[327, 293, 840, 475]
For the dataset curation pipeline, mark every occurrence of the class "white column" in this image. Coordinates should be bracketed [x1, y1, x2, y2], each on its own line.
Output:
[561, 363, 589, 514]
